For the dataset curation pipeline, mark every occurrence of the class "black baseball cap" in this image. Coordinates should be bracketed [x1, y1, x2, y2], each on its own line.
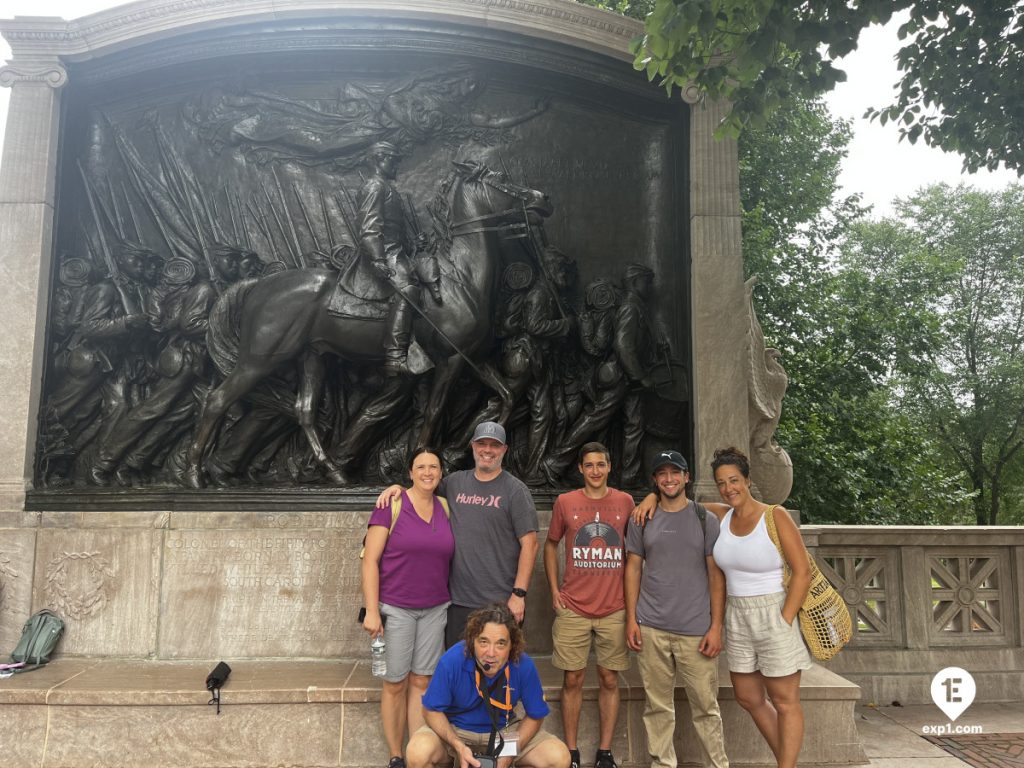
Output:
[651, 450, 688, 473]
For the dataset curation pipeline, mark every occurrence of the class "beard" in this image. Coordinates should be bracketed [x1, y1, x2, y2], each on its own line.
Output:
[658, 485, 684, 500]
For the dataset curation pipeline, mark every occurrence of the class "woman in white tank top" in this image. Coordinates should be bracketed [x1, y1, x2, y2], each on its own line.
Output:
[709, 447, 813, 768]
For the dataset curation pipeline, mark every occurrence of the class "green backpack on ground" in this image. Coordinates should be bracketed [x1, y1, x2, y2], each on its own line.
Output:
[8, 608, 65, 672]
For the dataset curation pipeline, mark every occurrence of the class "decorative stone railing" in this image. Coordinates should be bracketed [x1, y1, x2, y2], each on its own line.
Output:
[801, 525, 1024, 704]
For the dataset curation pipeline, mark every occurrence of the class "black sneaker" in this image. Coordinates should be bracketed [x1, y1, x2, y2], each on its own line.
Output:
[388, 757, 406, 768]
[569, 748, 581, 768]
[594, 750, 618, 768]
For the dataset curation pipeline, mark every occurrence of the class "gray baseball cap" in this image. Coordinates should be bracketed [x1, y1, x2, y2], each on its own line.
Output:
[471, 421, 506, 444]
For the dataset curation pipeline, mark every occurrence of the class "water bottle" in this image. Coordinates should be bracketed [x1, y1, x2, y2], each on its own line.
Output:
[371, 634, 387, 678]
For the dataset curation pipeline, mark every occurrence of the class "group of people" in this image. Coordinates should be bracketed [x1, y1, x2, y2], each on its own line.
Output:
[44, 242, 266, 487]
[361, 421, 815, 768]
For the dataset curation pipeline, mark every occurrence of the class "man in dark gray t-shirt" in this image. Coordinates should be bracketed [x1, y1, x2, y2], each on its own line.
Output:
[624, 450, 729, 768]
[378, 421, 539, 647]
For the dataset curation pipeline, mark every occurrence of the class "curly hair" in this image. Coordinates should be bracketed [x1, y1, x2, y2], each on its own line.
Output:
[462, 602, 524, 663]
[710, 446, 751, 479]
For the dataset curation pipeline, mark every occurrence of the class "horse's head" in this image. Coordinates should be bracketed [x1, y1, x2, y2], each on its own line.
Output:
[450, 159, 553, 225]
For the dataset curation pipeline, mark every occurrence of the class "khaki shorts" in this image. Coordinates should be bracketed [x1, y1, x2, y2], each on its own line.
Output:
[725, 591, 813, 677]
[551, 606, 630, 671]
[411, 723, 561, 764]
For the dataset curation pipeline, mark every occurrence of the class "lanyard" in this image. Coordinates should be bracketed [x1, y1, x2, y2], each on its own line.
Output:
[475, 664, 511, 756]
[475, 665, 512, 718]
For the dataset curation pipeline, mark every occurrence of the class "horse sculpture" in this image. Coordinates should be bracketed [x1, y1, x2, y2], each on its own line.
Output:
[185, 160, 553, 487]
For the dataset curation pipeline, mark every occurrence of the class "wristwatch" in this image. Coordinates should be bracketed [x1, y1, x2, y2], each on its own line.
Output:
[511, 587, 527, 598]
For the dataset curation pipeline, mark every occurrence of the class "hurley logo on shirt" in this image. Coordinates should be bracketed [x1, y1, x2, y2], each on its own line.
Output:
[455, 492, 503, 508]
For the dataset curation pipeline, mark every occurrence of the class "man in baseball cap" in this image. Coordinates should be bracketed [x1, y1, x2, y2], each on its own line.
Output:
[623, 450, 729, 767]
[470, 420, 506, 444]
[377, 420, 538, 646]
[650, 449, 687, 473]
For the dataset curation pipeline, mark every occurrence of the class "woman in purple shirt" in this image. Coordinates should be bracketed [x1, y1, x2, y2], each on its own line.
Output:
[362, 446, 455, 768]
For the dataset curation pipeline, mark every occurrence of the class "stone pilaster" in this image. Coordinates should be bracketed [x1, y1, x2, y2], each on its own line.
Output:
[0, 58, 67, 510]
[688, 98, 747, 502]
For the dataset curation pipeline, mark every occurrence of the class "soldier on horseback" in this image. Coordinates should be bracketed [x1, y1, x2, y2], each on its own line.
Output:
[357, 140, 442, 376]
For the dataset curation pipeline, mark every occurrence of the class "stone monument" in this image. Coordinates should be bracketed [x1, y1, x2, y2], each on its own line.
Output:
[0, 5, 869, 768]
[0, 0, 757, 659]
[7, 18, 712, 498]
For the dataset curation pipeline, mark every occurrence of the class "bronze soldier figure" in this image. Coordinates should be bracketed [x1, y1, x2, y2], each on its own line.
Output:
[539, 278, 626, 484]
[357, 141, 441, 376]
[89, 247, 243, 485]
[613, 264, 667, 486]
[520, 246, 575, 483]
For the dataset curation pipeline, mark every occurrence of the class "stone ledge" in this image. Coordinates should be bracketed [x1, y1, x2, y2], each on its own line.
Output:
[827, 647, 1024, 674]
[825, 648, 1024, 705]
[0, 657, 866, 767]
[0, 655, 860, 706]
[24, 487, 570, 512]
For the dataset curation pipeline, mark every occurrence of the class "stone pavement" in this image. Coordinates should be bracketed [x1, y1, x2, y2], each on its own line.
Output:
[858, 702, 1024, 767]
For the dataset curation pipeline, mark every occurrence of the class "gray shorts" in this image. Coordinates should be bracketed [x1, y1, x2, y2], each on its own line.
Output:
[379, 601, 450, 682]
[725, 591, 813, 677]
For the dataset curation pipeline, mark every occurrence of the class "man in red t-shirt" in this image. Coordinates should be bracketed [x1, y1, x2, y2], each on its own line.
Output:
[544, 442, 635, 768]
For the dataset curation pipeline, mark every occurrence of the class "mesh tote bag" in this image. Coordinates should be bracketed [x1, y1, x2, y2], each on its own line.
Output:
[764, 506, 852, 661]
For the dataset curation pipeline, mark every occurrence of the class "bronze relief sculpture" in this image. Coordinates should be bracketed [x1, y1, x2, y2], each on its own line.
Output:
[38, 62, 689, 492]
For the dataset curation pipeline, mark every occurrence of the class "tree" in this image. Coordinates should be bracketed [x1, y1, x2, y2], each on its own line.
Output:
[631, 0, 1024, 173]
[842, 184, 1024, 524]
[575, 0, 653, 21]
[585, 0, 1015, 524]
[737, 100, 971, 522]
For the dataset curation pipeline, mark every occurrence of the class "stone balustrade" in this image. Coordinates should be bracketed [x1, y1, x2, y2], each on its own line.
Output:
[801, 525, 1024, 704]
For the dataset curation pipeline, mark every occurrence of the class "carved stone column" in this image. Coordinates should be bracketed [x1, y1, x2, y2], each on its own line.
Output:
[0, 59, 67, 511]
[688, 97, 748, 502]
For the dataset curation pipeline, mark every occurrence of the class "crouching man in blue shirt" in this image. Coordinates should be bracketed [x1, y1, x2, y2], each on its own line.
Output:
[407, 603, 570, 768]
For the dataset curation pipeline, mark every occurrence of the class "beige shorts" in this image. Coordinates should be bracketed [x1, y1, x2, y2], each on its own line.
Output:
[551, 606, 630, 672]
[725, 591, 813, 677]
[411, 723, 561, 763]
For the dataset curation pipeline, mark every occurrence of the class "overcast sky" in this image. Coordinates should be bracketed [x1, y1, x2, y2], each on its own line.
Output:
[1, 1, 1020, 216]
[821, 16, 1020, 214]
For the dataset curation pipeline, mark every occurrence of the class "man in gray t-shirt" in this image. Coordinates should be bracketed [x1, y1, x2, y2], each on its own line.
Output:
[624, 450, 729, 768]
[378, 421, 539, 648]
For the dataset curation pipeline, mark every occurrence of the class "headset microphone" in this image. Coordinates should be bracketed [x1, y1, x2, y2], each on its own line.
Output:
[482, 661, 492, 671]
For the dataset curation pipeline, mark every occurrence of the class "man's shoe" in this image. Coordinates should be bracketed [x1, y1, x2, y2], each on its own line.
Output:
[594, 750, 618, 768]
[388, 757, 406, 768]
[569, 749, 581, 768]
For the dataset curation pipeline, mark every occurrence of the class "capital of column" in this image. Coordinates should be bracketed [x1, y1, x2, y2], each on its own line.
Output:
[0, 62, 68, 89]
[680, 83, 702, 105]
